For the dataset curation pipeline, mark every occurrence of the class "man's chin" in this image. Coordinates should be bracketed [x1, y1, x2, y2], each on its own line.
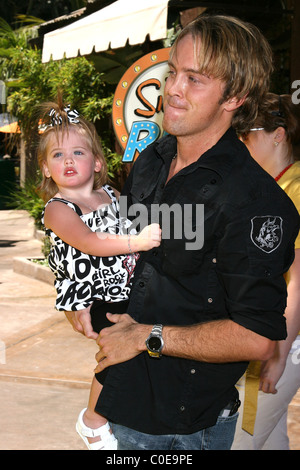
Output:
[162, 119, 177, 136]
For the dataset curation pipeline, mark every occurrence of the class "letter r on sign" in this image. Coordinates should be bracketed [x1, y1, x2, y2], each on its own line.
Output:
[122, 121, 160, 162]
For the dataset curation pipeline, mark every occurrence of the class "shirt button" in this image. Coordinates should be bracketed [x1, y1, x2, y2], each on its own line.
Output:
[212, 258, 217, 263]
[208, 298, 213, 303]
[190, 368, 196, 374]
[139, 193, 144, 199]
[180, 406, 185, 412]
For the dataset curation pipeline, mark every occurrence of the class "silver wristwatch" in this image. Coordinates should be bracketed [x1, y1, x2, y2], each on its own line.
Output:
[145, 324, 164, 358]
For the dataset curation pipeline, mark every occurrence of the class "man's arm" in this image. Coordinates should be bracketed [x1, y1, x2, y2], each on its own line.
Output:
[94, 313, 275, 373]
[163, 319, 275, 362]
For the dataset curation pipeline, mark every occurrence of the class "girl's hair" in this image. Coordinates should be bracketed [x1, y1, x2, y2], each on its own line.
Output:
[37, 99, 107, 202]
[249, 93, 300, 161]
[250, 93, 300, 144]
[170, 14, 273, 134]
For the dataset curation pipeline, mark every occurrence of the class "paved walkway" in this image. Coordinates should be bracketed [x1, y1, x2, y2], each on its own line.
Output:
[0, 210, 299, 450]
[0, 210, 96, 450]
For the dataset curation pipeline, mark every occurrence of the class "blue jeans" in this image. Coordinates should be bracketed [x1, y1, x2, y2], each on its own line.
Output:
[110, 412, 238, 450]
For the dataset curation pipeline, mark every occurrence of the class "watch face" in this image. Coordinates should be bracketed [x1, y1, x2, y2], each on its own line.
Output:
[148, 336, 161, 351]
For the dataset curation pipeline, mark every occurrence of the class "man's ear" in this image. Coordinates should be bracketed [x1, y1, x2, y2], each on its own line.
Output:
[224, 94, 247, 112]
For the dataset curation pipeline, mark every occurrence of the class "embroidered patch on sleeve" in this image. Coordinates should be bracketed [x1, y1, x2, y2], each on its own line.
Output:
[250, 216, 283, 253]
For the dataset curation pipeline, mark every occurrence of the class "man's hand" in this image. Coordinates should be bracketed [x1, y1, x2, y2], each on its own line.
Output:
[94, 313, 151, 373]
[65, 309, 98, 340]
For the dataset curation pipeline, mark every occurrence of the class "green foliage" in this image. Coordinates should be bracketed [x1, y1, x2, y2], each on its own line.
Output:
[0, 15, 124, 187]
[4, 44, 122, 171]
[5, 173, 44, 228]
[40, 234, 51, 259]
[105, 149, 124, 181]
[6, 49, 114, 128]
[0, 16, 42, 83]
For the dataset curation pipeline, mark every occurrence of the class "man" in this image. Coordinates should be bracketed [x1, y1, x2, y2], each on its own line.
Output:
[70, 15, 300, 450]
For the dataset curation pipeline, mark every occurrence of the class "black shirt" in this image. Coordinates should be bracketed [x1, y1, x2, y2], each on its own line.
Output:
[97, 128, 300, 434]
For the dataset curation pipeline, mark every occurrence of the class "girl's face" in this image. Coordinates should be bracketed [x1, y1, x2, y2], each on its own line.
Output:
[43, 129, 101, 191]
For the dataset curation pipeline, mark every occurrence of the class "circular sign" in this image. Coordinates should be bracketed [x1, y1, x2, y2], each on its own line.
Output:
[112, 48, 170, 162]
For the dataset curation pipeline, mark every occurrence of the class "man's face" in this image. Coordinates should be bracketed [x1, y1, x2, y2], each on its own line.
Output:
[163, 34, 230, 140]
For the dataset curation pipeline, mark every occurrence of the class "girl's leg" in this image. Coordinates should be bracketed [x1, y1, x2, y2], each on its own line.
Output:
[82, 377, 109, 445]
[77, 300, 129, 448]
[76, 376, 117, 449]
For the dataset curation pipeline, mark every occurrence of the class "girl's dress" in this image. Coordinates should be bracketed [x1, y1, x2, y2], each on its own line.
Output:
[42, 184, 138, 314]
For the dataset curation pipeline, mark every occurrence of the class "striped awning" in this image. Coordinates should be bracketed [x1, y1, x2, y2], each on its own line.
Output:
[42, 0, 169, 63]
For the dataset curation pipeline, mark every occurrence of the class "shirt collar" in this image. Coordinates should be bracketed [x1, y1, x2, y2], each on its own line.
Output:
[154, 127, 244, 179]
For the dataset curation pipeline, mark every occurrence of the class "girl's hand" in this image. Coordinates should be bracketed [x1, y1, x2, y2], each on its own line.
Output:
[259, 347, 286, 394]
[135, 223, 162, 251]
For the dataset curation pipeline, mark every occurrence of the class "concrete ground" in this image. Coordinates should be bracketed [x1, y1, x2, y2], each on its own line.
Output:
[0, 210, 97, 450]
[0, 209, 299, 450]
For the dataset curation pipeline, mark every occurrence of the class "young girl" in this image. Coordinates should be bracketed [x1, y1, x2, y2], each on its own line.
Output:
[37, 101, 161, 450]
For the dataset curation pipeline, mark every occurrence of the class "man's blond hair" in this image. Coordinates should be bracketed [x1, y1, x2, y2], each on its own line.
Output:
[171, 15, 273, 134]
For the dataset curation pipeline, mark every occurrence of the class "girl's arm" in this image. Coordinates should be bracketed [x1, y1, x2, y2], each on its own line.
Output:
[259, 248, 300, 393]
[44, 200, 161, 256]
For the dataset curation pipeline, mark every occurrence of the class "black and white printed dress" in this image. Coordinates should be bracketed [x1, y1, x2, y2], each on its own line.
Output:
[42, 185, 138, 311]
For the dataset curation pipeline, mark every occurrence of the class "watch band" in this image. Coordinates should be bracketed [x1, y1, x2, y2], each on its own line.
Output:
[151, 324, 163, 336]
